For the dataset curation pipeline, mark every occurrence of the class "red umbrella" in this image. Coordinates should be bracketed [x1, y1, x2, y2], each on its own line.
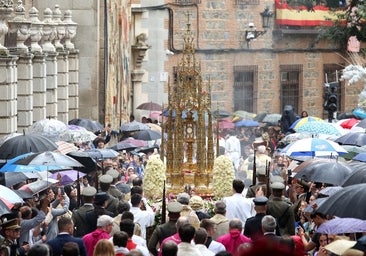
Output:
[218, 118, 234, 129]
[339, 118, 360, 129]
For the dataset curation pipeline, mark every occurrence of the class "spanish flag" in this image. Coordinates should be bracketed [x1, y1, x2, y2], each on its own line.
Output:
[275, 0, 341, 26]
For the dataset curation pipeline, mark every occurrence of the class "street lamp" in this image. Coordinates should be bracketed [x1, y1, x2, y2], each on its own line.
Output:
[260, 7, 274, 28]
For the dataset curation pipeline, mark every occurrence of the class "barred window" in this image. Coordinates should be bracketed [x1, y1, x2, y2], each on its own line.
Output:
[233, 66, 258, 113]
[280, 65, 302, 113]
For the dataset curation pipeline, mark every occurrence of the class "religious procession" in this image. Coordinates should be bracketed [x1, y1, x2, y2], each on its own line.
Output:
[1, 2, 366, 256]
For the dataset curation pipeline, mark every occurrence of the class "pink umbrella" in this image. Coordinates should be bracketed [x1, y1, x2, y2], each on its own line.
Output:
[218, 118, 235, 129]
[339, 118, 360, 129]
[149, 111, 163, 122]
[122, 137, 148, 147]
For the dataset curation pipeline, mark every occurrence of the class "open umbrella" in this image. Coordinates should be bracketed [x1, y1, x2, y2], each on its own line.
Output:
[296, 122, 341, 136]
[120, 120, 150, 132]
[132, 130, 161, 141]
[0, 196, 13, 215]
[149, 111, 163, 122]
[49, 170, 86, 186]
[0, 134, 58, 159]
[67, 151, 97, 173]
[232, 110, 256, 120]
[317, 183, 366, 219]
[146, 123, 162, 133]
[212, 110, 231, 119]
[0, 133, 21, 147]
[66, 125, 97, 143]
[317, 217, 366, 234]
[18, 179, 56, 195]
[217, 118, 234, 129]
[234, 119, 259, 127]
[254, 113, 282, 126]
[68, 118, 104, 132]
[290, 116, 324, 130]
[0, 185, 24, 204]
[341, 169, 366, 187]
[335, 132, 366, 147]
[355, 119, 366, 129]
[109, 141, 139, 151]
[14, 151, 84, 168]
[84, 149, 119, 160]
[28, 118, 69, 142]
[337, 118, 360, 129]
[318, 186, 343, 197]
[352, 152, 366, 162]
[281, 138, 347, 157]
[136, 101, 162, 111]
[55, 141, 78, 155]
[293, 159, 353, 185]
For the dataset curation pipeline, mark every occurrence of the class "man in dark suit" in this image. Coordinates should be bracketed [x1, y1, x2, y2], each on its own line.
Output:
[47, 216, 87, 256]
[244, 196, 268, 241]
[72, 186, 97, 237]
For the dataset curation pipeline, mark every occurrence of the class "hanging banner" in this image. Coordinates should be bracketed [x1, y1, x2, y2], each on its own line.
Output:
[275, 0, 341, 26]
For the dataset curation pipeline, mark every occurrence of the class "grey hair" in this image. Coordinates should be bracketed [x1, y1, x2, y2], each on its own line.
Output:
[229, 219, 243, 230]
[97, 214, 114, 228]
[261, 215, 277, 233]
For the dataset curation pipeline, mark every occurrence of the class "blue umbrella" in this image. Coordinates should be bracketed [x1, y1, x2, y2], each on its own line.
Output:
[352, 152, 366, 162]
[234, 119, 259, 127]
[0, 152, 64, 172]
[296, 122, 341, 136]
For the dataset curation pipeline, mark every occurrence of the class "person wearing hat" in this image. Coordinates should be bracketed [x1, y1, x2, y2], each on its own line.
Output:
[244, 196, 281, 241]
[99, 174, 123, 216]
[266, 181, 296, 236]
[176, 193, 200, 230]
[246, 163, 268, 198]
[289, 179, 310, 223]
[85, 192, 114, 232]
[148, 201, 183, 256]
[189, 196, 210, 221]
[72, 186, 97, 237]
[106, 169, 124, 200]
[0, 217, 28, 256]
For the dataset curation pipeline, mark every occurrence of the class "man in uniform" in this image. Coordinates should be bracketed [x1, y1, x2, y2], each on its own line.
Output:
[266, 182, 295, 236]
[72, 186, 97, 237]
[99, 174, 122, 216]
[246, 164, 268, 198]
[106, 169, 124, 200]
[148, 201, 183, 256]
[0, 217, 28, 256]
[244, 196, 268, 241]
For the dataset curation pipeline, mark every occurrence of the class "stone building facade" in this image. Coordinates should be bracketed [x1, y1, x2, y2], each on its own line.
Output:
[135, 0, 364, 121]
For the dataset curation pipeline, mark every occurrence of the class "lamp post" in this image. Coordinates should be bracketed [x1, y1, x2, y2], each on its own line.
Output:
[260, 7, 273, 28]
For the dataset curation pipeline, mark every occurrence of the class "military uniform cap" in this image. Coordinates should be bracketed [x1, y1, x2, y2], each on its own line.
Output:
[167, 201, 183, 213]
[253, 196, 268, 206]
[81, 186, 97, 197]
[270, 175, 285, 184]
[1, 218, 20, 230]
[106, 169, 120, 179]
[271, 181, 285, 190]
[94, 192, 110, 206]
[99, 174, 113, 184]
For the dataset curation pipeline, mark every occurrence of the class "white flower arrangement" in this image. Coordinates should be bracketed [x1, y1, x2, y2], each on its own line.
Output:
[142, 154, 166, 199]
[212, 155, 235, 198]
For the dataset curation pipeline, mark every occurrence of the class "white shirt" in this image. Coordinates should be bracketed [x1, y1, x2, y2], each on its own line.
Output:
[130, 206, 155, 239]
[223, 193, 255, 227]
[195, 244, 215, 256]
[177, 242, 203, 256]
[208, 240, 226, 254]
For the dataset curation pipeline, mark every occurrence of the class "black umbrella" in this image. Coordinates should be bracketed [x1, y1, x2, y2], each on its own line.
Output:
[84, 149, 119, 160]
[136, 101, 162, 111]
[341, 169, 366, 187]
[212, 109, 231, 119]
[317, 184, 366, 219]
[335, 132, 366, 147]
[132, 130, 161, 141]
[0, 134, 58, 159]
[355, 119, 366, 129]
[68, 118, 104, 132]
[109, 141, 139, 151]
[120, 120, 150, 132]
[67, 151, 97, 173]
[293, 159, 353, 186]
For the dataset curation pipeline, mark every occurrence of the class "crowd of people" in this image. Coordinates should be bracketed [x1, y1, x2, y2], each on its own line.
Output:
[0, 109, 366, 256]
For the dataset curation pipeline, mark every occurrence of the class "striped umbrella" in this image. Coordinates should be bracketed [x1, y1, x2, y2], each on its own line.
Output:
[290, 116, 324, 130]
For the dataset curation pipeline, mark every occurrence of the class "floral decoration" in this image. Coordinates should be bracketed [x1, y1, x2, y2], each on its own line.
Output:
[142, 154, 166, 199]
[212, 155, 235, 198]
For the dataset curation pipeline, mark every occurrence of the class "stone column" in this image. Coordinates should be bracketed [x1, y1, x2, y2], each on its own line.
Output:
[68, 49, 79, 119]
[42, 8, 58, 119]
[16, 53, 33, 132]
[56, 51, 69, 123]
[28, 6, 43, 53]
[32, 53, 47, 122]
[45, 51, 58, 119]
[0, 55, 18, 136]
